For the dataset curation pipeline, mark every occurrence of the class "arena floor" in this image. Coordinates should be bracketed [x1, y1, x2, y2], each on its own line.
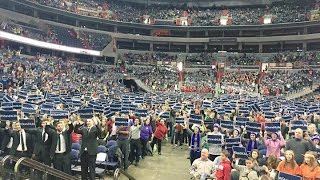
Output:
[113, 141, 190, 180]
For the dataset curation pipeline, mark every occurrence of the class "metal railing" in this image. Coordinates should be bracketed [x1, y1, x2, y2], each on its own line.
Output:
[1, 155, 78, 180]
[113, 168, 136, 180]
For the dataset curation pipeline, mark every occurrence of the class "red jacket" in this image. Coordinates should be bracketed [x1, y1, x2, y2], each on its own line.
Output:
[215, 159, 231, 180]
[257, 115, 266, 131]
[106, 120, 114, 134]
[154, 121, 168, 140]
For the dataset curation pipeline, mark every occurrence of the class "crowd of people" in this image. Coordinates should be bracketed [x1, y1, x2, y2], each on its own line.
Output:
[221, 69, 319, 96]
[129, 66, 177, 91]
[271, 51, 320, 65]
[0, 20, 111, 50]
[128, 64, 319, 96]
[129, 65, 214, 93]
[0, 47, 320, 180]
[183, 70, 215, 93]
[186, 53, 214, 66]
[121, 52, 178, 65]
[227, 54, 258, 66]
[182, 52, 320, 67]
[31, 0, 316, 26]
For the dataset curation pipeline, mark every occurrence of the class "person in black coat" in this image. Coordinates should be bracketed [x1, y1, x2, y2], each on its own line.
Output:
[74, 118, 101, 180]
[49, 119, 74, 175]
[0, 121, 7, 148]
[6, 121, 33, 158]
[0, 121, 13, 156]
[25, 118, 57, 166]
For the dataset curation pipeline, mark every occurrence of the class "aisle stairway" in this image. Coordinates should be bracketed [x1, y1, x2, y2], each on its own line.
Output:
[132, 77, 152, 93]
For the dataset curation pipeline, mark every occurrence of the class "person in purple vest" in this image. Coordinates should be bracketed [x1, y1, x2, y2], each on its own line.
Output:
[140, 118, 153, 158]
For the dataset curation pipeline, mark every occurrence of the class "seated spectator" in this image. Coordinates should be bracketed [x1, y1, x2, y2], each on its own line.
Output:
[264, 154, 280, 179]
[189, 148, 215, 180]
[232, 149, 264, 180]
[276, 150, 301, 175]
[300, 151, 320, 179]
[232, 157, 259, 180]
[249, 150, 264, 167]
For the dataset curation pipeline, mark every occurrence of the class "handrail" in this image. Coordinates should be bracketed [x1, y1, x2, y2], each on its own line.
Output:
[1, 155, 19, 167]
[0, 155, 28, 179]
[113, 168, 136, 180]
[13, 157, 78, 180]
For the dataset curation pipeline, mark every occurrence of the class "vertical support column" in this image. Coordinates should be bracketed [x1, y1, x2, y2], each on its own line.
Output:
[150, 43, 153, 52]
[33, 10, 38, 18]
[12, 4, 15, 11]
[75, 20, 79, 27]
[186, 44, 189, 53]
[114, 26, 118, 33]
[205, 30, 209, 37]
[303, 42, 307, 51]
[304, 27, 308, 34]
[260, 30, 263, 37]
[239, 30, 243, 37]
[186, 31, 190, 38]
[259, 44, 263, 53]
[238, 43, 243, 52]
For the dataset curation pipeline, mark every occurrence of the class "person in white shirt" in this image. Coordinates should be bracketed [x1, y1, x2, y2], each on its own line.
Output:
[129, 119, 143, 166]
[189, 149, 215, 180]
[8, 122, 32, 158]
[207, 124, 224, 161]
